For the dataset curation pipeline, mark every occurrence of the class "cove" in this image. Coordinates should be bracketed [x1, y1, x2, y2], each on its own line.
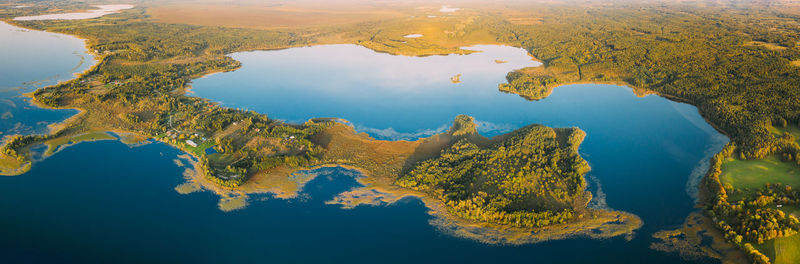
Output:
[189, 44, 730, 261]
[0, 21, 89, 136]
[0, 23, 730, 263]
[0, 140, 697, 263]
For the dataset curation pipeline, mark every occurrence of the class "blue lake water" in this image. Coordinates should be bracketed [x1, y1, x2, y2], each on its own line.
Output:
[0, 22, 88, 136]
[1, 22, 728, 263]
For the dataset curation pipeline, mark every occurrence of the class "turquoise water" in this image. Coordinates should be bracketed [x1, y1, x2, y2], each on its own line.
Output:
[1, 22, 728, 263]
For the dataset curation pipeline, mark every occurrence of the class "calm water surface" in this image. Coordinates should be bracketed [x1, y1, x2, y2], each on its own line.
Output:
[0, 21, 87, 135]
[2, 23, 726, 263]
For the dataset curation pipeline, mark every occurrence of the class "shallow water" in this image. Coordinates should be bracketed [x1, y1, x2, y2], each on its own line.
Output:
[1, 23, 728, 263]
[0, 21, 87, 136]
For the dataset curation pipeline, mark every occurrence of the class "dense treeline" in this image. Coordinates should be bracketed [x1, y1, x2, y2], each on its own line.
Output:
[498, 71, 557, 101]
[489, 4, 800, 160]
[338, 1, 800, 251]
[0, 0, 91, 20]
[704, 143, 800, 263]
[397, 115, 590, 228]
[15, 8, 309, 60]
[714, 192, 800, 244]
[480, 5, 800, 258]
[1, 6, 328, 186]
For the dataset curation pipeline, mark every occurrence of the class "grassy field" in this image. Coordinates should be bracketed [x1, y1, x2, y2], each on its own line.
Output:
[768, 125, 800, 140]
[756, 234, 800, 264]
[174, 139, 215, 157]
[779, 205, 800, 218]
[744, 41, 789, 51]
[720, 155, 800, 200]
[147, 2, 409, 29]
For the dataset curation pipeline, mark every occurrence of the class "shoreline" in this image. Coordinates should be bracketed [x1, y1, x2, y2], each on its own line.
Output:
[0, 21, 101, 175]
[329, 174, 643, 245]
[0, 17, 721, 248]
[6, 19, 101, 135]
[177, 144, 644, 244]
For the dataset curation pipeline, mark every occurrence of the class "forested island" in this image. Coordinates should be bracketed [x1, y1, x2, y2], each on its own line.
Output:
[2, 0, 800, 262]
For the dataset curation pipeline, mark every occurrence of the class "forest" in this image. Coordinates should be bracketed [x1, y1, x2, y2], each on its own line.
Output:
[397, 115, 591, 228]
[497, 71, 558, 101]
[478, 4, 800, 261]
[2, 1, 800, 261]
[703, 142, 800, 264]
[487, 3, 800, 160]
[0, 6, 324, 187]
[0, 4, 603, 234]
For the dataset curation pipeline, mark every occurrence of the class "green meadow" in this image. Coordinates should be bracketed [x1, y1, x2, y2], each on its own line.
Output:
[720, 155, 800, 201]
[756, 234, 800, 264]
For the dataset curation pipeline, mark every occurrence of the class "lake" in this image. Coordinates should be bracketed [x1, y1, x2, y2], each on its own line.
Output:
[1, 22, 727, 263]
[13, 5, 134, 21]
[0, 21, 86, 136]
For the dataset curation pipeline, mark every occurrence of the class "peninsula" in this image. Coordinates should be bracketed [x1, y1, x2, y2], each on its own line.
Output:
[0, 3, 639, 244]
[3, 1, 800, 262]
